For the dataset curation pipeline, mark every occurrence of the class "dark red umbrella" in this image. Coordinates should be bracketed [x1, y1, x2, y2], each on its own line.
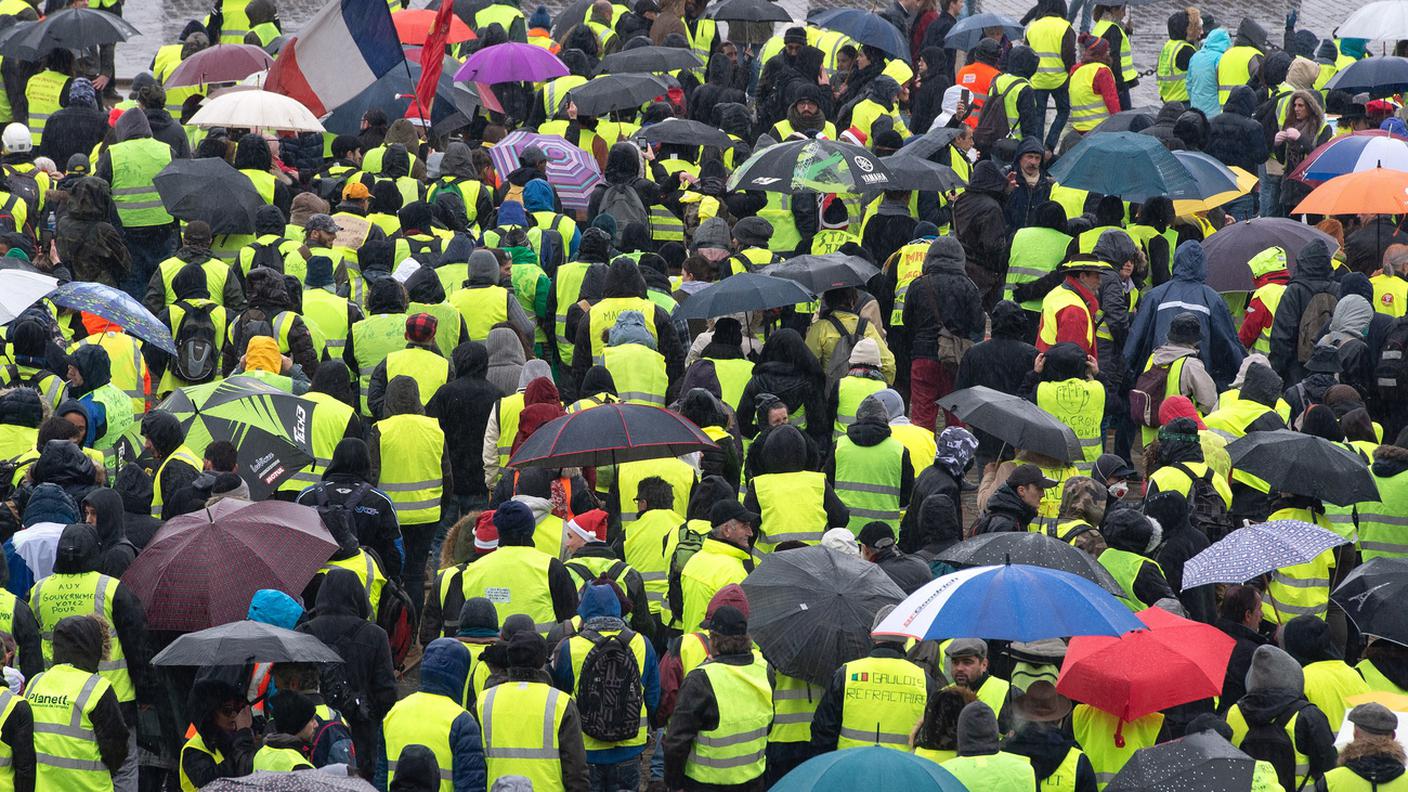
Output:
[1057, 607, 1235, 724]
[164, 44, 274, 87]
[507, 403, 716, 469]
[121, 500, 335, 632]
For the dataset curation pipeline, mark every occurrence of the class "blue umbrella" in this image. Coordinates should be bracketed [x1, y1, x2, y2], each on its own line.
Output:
[1326, 56, 1408, 98]
[1049, 131, 1200, 203]
[1172, 151, 1242, 199]
[774, 747, 969, 792]
[808, 8, 910, 61]
[1181, 520, 1351, 590]
[322, 57, 476, 136]
[942, 13, 1022, 51]
[48, 281, 177, 355]
[872, 564, 1143, 643]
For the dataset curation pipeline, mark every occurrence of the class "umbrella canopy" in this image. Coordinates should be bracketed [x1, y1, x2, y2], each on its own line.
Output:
[48, 282, 177, 355]
[934, 532, 1123, 595]
[762, 253, 880, 293]
[392, 8, 475, 44]
[742, 546, 907, 686]
[1333, 558, 1408, 645]
[456, 41, 567, 83]
[879, 153, 966, 192]
[1181, 520, 1350, 589]
[165, 44, 274, 87]
[1106, 731, 1258, 792]
[0, 270, 56, 324]
[937, 386, 1082, 462]
[637, 117, 735, 149]
[729, 138, 896, 193]
[158, 377, 316, 498]
[600, 45, 704, 74]
[508, 403, 716, 468]
[1290, 131, 1408, 184]
[672, 273, 814, 320]
[121, 500, 335, 632]
[489, 130, 602, 212]
[1172, 165, 1257, 215]
[550, 0, 591, 40]
[0, 7, 139, 60]
[188, 89, 324, 132]
[773, 747, 969, 792]
[1088, 108, 1156, 135]
[1337, 1, 1408, 40]
[566, 73, 670, 116]
[897, 126, 963, 161]
[1326, 56, 1408, 98]
[154, 157, 265, 235]
[1200, 218, 1339, 293]
[203, 772, 377, 791]
[322, 57, 477, 136]
[710, 0, 792, 23]
[942, 13, 1022, 50]
[1172, 151, 1243, 200]
[1226, 430, 1379, 506]
[1058, 608, 1235, 722]
[1048, 132, 1200, 202]
[809, 8, 909, 61]
[152, 620, 343, 666]
[1294, 167, 1408, 216]
[872, 564, 1143, 643]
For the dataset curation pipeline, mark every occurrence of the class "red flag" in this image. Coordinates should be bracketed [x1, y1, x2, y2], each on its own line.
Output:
[413, 0, 457, 122]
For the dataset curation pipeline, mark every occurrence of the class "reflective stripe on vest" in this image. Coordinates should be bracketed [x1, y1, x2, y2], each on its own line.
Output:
[478, 681, 570, 792]
[836, 656, 928, 750]
[685, 660, 770, 783]
[24, 70, 66, 143]
[834, 435, 905, 533]
[26, 665, 114, 790]
[1157, 39, 1193, 101]
[376, 413, 444, 524]
[109, 137, 174, 227]
[1026, 15, 1072, 89]
[384, 690, 463, 792]
[752, 471, 827, 551]
[603, 343, 667, 406]
[889, 241, 928, 325]
[1092, 19, 1136, 82]
[1069, 62, 1112, 132]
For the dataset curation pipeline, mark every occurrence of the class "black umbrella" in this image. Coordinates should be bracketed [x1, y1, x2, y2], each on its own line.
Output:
[1106, 731, 1257, 792]
[638, 117, 736, 149]
[508, 403, 716, 468]
[742, 545, 906, 686]
[762, 253, 880, 293]
[322, 57, 477, 136]
[1089, 108, 1157, 135]
[896, 126, 963, 161]
[1201, 219, 1340, 293]
[567, 73, 671, 116]
[599, 46, 703, 74]
[809, 8, 909, 61]
[0, 8, 140, 60]
[937, 386, 1082, 462]
[935, 533, 1124, 596]
[728, 138, 896, 193]
[1326, 56, 1408, 98]
[709, 0, 792, 22]
[942, 13, 1022, 51]
[153, 157, 264, 235]
[879, 153, 966, 192]
[1225, 430, 1379, 506]
[673, 273, 814, 320]
[1332, 557, 1408, 644]
[152, 620, 343, 666]
[550, 0, 591, 41]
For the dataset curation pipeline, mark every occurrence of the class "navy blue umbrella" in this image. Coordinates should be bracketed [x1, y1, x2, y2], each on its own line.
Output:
[1326, 56, 1408, 98]
[1048, 131, 1200, 203]
[322, 57, 475, 136]
[48, 282, 177, 354]
[942, 13, 1022, 51]
[808, 8, 910, 61]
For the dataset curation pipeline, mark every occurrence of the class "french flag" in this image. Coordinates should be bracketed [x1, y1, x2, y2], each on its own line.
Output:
[265, 0, 404, 117]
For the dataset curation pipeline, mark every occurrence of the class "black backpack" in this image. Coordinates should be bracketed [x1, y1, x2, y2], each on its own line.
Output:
[172, 301, 219, 382]
[973, 78, 1019, 152]
[247, 240, 287, 274]
[308, 715, 356, 768]
[566, 560, 627, 596]
[1375, 317, 1408, 405]
[1297, 292, 1338, 364]
[2, 165, 39, 222]
[318, 661, 369, 727]
[1239, 704, 1311, 792]
[1170, 463, 1234, 541]
[823, 315, 870, 393]
[574, 627, 644, 743]
[314, 483, 371, 543]
[231, 307, 277, 361]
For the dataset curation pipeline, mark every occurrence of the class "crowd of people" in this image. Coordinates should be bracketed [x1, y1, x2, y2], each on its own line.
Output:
[0, 0, 1398, 790]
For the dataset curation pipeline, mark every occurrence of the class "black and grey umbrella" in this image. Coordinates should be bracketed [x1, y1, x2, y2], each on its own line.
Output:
[154, 157, 265, 235]
[152, 620, 343, 666]
[0, 8, 139, 60]
[1333, 557, 1408, 645]
[937, 386, 1082, 462]
[204, 771, 377, 791]
[728, 138, 896, 193]
[942, 13, 1022, 51]
[1226, 430, 1379, 506]
[599, 45, 703, 74]
[1088, 108, 1157, 135]
[1106, 731, 1258, 792]
[550, 0, 592, 41]
[935, 532, 1124, 596]
[567, 73, 671, 116]
[709, 0, 792, 22]
[508, 403, 716, 468]
[879, 153, 966, 192]
[743, 545, 907, 686]
[762, 253, 880, 293]
[673, 273, 814, 320]
[638, 117, 736, 149]
[896, 126, 964, 161]
[1200, 219, 1340, 293]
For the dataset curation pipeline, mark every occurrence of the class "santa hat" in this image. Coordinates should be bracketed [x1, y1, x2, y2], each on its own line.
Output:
[566, 509, 609, 543]
[474, 510, 499, 553]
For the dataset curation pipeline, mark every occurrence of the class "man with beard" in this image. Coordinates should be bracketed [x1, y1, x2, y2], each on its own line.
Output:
[759, 28, 829, 129]
[770, 81, 836, 141]
[1004, 137, 1054, 233]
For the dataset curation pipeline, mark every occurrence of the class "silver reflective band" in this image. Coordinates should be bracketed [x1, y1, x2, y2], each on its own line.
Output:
[382, 480, 441, 491]
[1270, 575, 1330, 589]
[773, 688, 815, 701]
[1360, 514, 1408, 526]
[838, 726, 909, 745]
[687, 748, 765, 769]
[771, 711, 814, 725]
[481, 685, 562, 759]
[393, 498, 442, 511]
[846, 507, 900, 520]
[639, 572, 666, 582]
[696, 726, 768, 748]
[35, 753, 106, 771]
[762, 531, 823, 544]
[834, 481, 900, 496]
[1157, 74, 1183, 82]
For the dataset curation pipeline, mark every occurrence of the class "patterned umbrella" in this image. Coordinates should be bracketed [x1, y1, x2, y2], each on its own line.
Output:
[1288, 131, 1408, 185]
[121, 500, 335, 632]
[1180, 520, 1350, 589]
[454, 41, 567, 83]
[728, 138, 895, 194]
[204, 771, 376, 791]
[48, 282, 176, 354]
[489, 130, 602, 212]
[164, 44, 273, 87]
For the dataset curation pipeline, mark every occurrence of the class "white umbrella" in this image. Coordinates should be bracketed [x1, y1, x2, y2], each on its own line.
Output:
[1338, 1, 1408, 41]
[187, 89, 324, 132]
[0, 269, 58, 324]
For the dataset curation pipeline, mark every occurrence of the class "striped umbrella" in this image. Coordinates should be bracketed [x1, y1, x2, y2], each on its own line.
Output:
[1288, 130, 1408, 185]
[489, 130, 602, 213]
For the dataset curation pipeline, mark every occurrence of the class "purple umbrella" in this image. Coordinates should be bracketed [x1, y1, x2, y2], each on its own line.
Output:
[455, 42, 567, 84]
[489, 129, 602, 213]
[165, 44, 273, 87]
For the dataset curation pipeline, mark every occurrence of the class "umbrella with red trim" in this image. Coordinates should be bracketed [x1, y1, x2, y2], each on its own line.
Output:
[507, 403, 716, 469]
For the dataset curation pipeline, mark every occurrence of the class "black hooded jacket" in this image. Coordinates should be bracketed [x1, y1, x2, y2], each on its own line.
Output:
[296, 568, 399, 726]
[114, 462, 163, 550]
[294, 438, 402, 581]
[54, 177, 129, 287]
[82, 488, 137, 578]
[1205, 86, 1269, 172]
[1270, 240, 1338, 381]
[223, 267, 319, 376]
[952, 160, 1011, 307]
[737, 330, 829, 449]
[905, 237, 986, 359]
[585, 142, 668, 223]
[742, 425, 850, 528]
[1142, 101, 1188, 150]
[1004, 723, 1098, 792]
[569, 259, 683, 398]
[31, 439, 99, 503]
[426, 342, 498, 498]
[51, 615, 128, 776]
[181, 679, 254, 788]
[972, 481, 1037, 534]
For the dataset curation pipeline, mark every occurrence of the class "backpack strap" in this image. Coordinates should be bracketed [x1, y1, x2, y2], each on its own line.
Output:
[565, 561, 594, 583]
[1169, 462, 1211, 485]
[343, 482, 373, 510]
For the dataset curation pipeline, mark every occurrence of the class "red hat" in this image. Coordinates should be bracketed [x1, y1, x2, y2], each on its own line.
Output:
[705, 583, 750, 626]
[474, 510, 498, 553]
[1159, 395, 1206, 430]
[566, 509, 609, 543]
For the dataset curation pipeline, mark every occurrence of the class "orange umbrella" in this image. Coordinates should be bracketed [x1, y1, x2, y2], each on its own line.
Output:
[1293, 166, 1408, 215]
[392, 9, 476, 45]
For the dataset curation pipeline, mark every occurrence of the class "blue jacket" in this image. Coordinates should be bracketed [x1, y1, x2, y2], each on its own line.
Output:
[1123, 241, 1245, 387]
[377, 638, 488, 792]
[551, 618, 660, 763]
[1187, 28, 1230, 117]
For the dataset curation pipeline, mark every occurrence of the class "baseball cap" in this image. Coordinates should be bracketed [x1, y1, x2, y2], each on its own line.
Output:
[710, 499, 760, 528]
[856, 522, 897, 550]
[709, 605, 748, 636]
[1008, 464, 1058, 489]
[305, 213, 341, 234]
[342, 181, 372, 200]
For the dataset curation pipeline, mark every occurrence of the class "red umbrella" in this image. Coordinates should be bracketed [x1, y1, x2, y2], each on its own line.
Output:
[164, 44, 274, 87]
[1057, 607, 1235, 723]
[392, 9, 475, 45]
[121, 500, 335, 632]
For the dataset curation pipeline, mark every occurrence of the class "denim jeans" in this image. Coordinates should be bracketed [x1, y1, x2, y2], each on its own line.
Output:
[1224, 194, 1257, 222]
[649, 728, 665, 780]
[120, 224, 177, 303]
[1067, 0, 1095, 33]
[1033, 86, 1071, 151]
[1260, 173, 1283, 218]
[589, 757, 642, 792]
[402, 521, 436, 619]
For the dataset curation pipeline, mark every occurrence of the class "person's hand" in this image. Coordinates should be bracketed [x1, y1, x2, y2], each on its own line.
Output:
[280, 354, 293, 374]
[954, 99, 968, 119]
[1086, 354, 1099, 375]
[641, 143, 655, 161]
[1285, 127, 1301, 141]
[1273, 130, 1289, 145]
[679, 171, 698, 186]
[1006, 171, 1018, 190]
[1034, 352, 1045, 373]
[234, 705, 252, 731]
[92, 75, 109, 91]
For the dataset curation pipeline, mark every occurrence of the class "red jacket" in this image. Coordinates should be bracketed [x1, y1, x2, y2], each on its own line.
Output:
[1072, 61, 1121, 117]
[1040, 277, 1101, 356]
[1237, 270, 1290, 348]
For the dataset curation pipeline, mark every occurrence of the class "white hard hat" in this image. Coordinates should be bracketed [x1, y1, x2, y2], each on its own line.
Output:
[2, 123, 30, 154]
